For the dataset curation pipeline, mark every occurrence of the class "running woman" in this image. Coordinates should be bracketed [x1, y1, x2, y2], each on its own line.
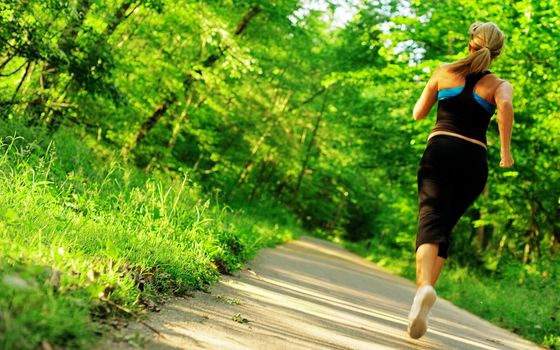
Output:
[407, 21, 515, 339]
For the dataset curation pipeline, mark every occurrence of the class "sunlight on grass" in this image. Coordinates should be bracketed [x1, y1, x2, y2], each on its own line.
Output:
[0, 130, 301, 349]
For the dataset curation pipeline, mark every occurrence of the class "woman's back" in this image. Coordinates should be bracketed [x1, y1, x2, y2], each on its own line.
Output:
[435, 64, 503, 106]
[412, 21, 514, 167]
[430, 67, 498, 145]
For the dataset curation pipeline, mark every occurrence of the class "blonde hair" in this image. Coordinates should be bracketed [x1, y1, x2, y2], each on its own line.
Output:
[448, 22, 505, 76]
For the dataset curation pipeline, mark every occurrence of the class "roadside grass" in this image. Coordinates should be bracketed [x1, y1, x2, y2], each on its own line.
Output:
[343, 238, 560, 349]
[0, 124, 301, 349]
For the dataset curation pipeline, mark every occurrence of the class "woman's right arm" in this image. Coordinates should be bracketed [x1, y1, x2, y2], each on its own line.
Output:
[413, 71, 439, 121]
[494, 80, 515, 168]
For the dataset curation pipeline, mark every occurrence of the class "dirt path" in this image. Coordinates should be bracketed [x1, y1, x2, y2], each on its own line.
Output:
[104, 236, 542, 350]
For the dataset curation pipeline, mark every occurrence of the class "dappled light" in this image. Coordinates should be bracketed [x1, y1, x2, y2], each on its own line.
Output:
[113, 237, 539, 350]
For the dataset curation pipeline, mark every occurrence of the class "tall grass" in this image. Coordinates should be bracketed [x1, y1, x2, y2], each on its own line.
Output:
[0, 125, 300, 349]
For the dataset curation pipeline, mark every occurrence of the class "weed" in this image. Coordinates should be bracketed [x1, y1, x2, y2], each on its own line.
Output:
[232, 313, 250, 324]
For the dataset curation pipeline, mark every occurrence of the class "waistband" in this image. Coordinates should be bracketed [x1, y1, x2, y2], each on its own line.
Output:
[428, 131, 487, 150]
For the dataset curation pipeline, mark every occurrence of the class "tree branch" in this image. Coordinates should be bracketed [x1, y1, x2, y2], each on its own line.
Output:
[10, 61, 31, 105]
[235, 5, 262, 35]
[288, 87, 327, 112]
[0, 60, 28, 77]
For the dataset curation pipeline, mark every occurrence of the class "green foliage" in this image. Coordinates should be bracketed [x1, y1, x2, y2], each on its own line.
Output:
[0, 0, 558, 347]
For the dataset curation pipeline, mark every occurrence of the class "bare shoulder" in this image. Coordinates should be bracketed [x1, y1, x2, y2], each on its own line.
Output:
[494, 78, 514, 103]
[421, 64, 446, 88]
[488, 73, 511, 88]
[497, 79, 513, 89]
[435, 63, 464, 80]
[494, 77, 513, 93]
[429, 63, 452, 83]
[435, 63, 452, 75]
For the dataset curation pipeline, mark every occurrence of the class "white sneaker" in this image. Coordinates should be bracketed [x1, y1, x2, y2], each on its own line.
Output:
[407, 285, 437, 339]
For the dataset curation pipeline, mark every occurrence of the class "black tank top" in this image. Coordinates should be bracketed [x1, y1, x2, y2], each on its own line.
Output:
[432, 70, 494, 145]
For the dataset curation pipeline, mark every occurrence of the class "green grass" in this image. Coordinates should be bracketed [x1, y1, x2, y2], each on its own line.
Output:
[437, 262, 560, 349]
[0, 123, 302, 349]
[343, 237, 560, 349]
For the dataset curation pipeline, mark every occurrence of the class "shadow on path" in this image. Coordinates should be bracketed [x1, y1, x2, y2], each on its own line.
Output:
[104, 236, 542, 350]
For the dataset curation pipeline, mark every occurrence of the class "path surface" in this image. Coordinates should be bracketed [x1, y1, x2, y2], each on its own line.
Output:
[106, 236, 542, 350]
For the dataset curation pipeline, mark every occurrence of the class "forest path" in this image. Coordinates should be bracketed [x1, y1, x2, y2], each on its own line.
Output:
[106, 236, 541, 350]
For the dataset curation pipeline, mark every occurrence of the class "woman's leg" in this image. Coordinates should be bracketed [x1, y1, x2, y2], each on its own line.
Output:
[415, 137, 455, 288]
[416, 244, 447, 288]
[431, 257, 446, 286]
[410, 243, 439, 339]
[410, 138, 452, 339]
[415, 243, 438, 288]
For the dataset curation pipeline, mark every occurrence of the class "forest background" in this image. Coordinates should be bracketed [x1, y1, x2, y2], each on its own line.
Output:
[0, 0, 558, 349]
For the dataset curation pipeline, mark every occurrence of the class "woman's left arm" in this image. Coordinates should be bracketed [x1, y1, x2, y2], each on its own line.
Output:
[413, 73, 438, 121]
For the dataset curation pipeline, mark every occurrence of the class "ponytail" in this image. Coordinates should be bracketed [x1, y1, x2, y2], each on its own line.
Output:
[447, 22, 505, 76]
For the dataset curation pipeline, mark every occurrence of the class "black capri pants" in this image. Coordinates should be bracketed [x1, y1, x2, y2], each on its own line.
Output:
[416, 135, 488, 258]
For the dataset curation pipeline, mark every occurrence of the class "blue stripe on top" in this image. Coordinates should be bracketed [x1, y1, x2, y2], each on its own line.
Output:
[438, 87, 496, 114]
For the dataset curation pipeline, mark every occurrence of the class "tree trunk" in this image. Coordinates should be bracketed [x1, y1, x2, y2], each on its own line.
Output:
[235, 5, 262, 35]
[233, 123, 273, 188]
[249, 158, 269, 201]
[122, 94, 177, 155]
[103, 1, 135, 37]
[228, 89, 293, 198]
[292, 89, 328, 201]
[9, 61, 32, 105]
[168, 93, 194, 150]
